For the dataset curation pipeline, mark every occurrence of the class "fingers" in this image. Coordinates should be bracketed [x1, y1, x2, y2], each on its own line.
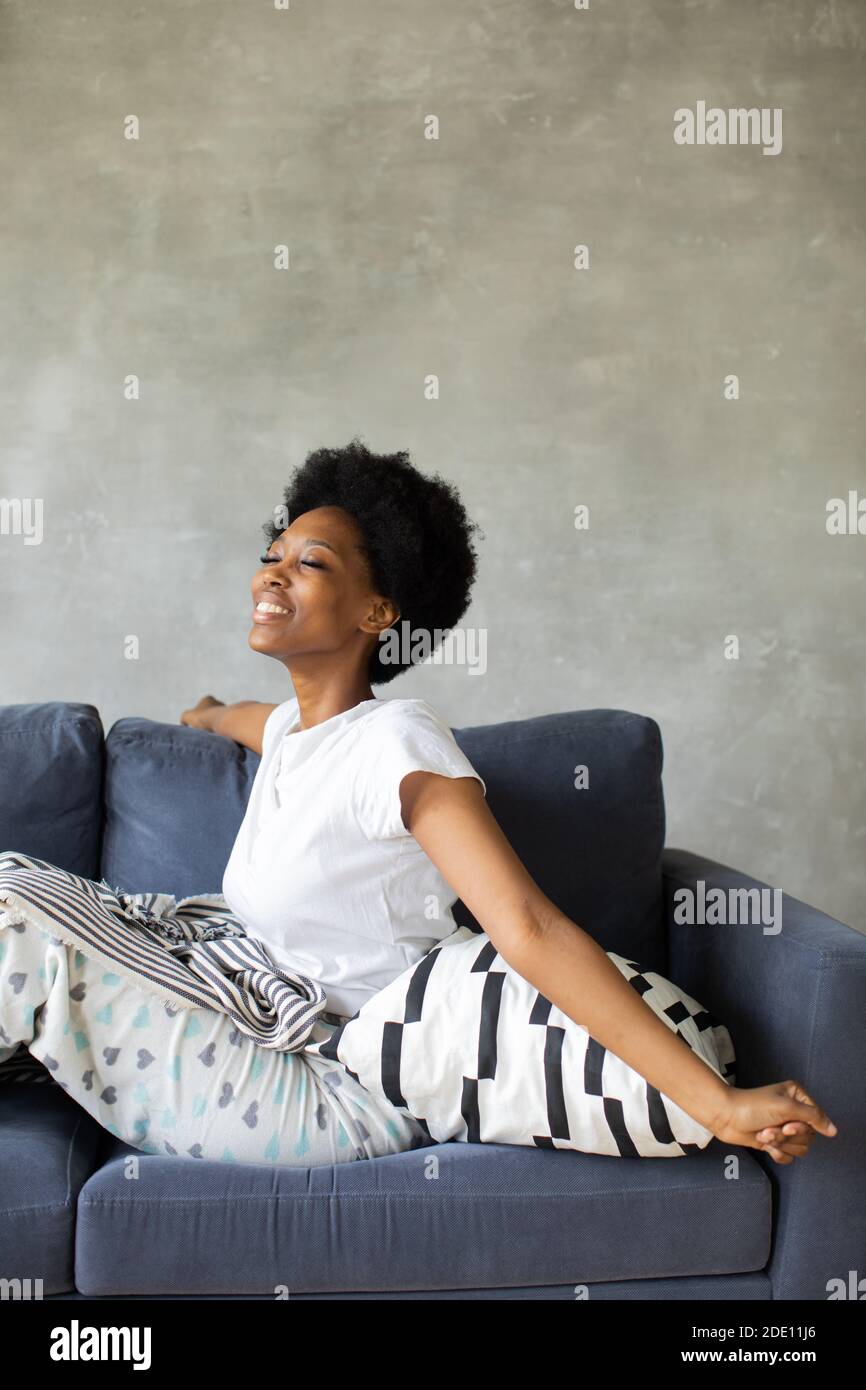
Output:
[756, 1131, 808, 1162]
[756, 1119, 815, 1162]
[757, 1137, 811, 1160]
[765, 1137, 815, 1162]
[783, 1082, 838, 1137]
[758, 1121, 810, 1142]
[762, 1144, 794, 1164]
[748, 1082, 839, 1162]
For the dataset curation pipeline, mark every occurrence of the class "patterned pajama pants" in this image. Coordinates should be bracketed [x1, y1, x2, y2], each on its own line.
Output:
[0, 914, 432, 1167]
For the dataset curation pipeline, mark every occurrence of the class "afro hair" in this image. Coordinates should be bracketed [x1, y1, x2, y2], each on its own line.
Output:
[261, 436, 482, 686]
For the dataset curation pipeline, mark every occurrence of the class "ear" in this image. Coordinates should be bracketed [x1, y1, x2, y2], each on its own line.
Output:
[358, 597, 401, 637]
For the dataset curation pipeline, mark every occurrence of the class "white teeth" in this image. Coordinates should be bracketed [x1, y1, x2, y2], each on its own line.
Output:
[256, 602, 289, 614]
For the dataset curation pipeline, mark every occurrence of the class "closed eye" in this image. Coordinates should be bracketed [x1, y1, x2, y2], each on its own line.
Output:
[259, 554, 325, 569]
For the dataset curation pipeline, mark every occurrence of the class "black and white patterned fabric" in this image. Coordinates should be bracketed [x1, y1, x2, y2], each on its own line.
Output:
[0, 850, 329, 1088]
[309, 924, 737, 1157]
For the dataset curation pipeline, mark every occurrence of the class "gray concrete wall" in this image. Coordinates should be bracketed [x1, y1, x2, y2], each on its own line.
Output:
[1, 1, 864, 931]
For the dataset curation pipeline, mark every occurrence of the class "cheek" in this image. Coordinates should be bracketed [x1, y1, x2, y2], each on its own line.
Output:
[296, 595, 346, 632]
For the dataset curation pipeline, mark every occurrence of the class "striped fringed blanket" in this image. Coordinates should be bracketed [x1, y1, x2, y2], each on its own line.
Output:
[0, 850, 330, 1085]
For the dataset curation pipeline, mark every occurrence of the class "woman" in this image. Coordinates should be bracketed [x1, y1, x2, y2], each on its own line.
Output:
[1, 438, 837, 1167]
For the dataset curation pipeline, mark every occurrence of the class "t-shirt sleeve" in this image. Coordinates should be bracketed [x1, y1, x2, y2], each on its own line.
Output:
[352, 701, 487, 841]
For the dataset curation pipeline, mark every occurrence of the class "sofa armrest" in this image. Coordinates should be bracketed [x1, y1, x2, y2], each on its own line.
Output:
[663, 847, 866, 1302]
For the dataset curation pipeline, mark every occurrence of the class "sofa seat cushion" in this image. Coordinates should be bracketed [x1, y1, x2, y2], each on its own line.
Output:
[0, 1083, 106, 1296]
[75, 1138, 771, 1296]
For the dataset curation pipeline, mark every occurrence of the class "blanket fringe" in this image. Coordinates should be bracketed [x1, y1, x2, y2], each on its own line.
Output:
[1, 896, 202, 1014]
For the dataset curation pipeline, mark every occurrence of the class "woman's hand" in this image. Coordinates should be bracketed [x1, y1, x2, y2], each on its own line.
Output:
[708, 1080, 838, 1163]
[180, 695, 225, 730]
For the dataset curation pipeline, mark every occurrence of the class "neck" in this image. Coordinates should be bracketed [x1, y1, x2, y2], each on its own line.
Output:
[287, 671, 377, 733]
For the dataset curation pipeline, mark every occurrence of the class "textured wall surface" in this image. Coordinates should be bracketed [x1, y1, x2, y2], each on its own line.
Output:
[1, 1, 863, 930]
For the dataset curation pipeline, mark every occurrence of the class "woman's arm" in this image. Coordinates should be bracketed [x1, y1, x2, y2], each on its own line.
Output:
[180, 696, 278, 755]
[399, 770, 838, 1164]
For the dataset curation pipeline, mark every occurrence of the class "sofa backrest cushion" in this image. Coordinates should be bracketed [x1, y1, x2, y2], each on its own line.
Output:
[452, 709, 666, 966]
[100, 720, 258, 902]
[0, 702, 104, 878]
[100, 706, 667, 969]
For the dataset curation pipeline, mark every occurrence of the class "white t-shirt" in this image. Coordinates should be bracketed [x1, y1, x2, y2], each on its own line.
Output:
[221, 695, 486, 1018]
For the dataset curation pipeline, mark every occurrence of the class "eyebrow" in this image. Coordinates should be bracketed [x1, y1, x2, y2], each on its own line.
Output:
[273, 537, 338, 554]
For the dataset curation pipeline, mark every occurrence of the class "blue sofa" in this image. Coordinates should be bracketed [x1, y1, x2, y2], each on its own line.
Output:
[0, 700, 862, 1300]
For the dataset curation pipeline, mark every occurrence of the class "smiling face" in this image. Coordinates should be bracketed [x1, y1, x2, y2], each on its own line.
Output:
[250, 505, 400, 682]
